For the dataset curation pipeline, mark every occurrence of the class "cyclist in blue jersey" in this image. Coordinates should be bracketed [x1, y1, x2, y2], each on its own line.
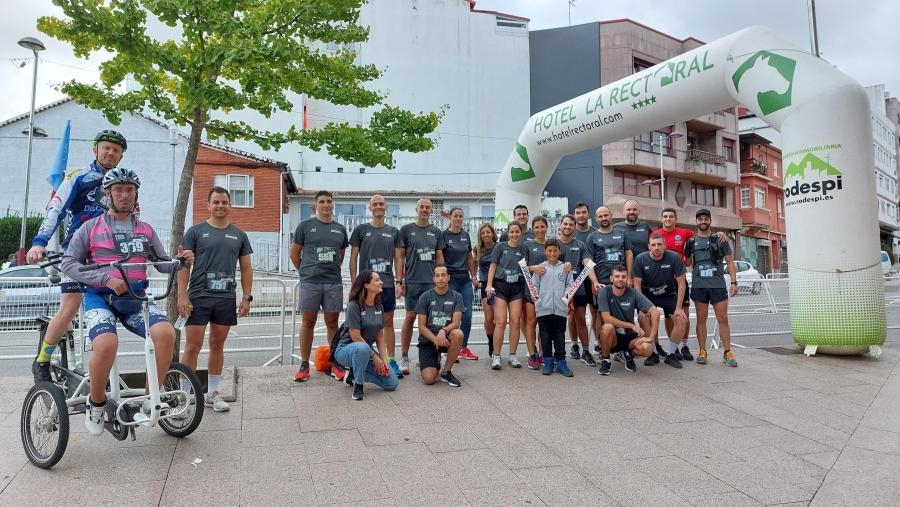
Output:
[27, 130, 128, 383]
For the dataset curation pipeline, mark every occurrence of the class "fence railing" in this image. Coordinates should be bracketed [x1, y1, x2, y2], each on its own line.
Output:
[2, 275, 897, 367]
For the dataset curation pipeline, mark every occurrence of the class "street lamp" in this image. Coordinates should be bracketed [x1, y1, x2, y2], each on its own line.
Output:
[655, 130, 683, 211]
[17, 36, 46, 265]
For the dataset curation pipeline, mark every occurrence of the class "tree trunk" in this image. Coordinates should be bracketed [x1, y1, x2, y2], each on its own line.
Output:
[167, 109, 207, 361]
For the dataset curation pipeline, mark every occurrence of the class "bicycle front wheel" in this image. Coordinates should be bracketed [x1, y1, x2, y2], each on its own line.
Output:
[158, 362, 204, 437]
[20, 382, 69, 469]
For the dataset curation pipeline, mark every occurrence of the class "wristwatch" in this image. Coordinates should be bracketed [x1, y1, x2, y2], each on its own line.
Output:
[243, 295, 253, 302]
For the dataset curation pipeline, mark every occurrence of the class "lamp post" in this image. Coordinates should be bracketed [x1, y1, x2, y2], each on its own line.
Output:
[17, 36, 46, 265]
[656, 130, 683, 211]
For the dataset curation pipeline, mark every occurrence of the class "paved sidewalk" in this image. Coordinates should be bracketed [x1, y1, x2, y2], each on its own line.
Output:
[1, 342, 898, 506]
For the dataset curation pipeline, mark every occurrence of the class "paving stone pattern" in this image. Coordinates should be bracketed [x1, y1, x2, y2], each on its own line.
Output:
[1, 343, 899, 506]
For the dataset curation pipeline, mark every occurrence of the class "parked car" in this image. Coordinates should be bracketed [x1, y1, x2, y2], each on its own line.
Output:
[684, 259, 764, 295]
[0, 265, 61, 325]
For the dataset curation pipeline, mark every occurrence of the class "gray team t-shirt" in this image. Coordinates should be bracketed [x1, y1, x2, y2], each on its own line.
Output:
[182, 222, 253, 299]
[400, 222, 445, 284]
[442, 229, 472, 281]
[293, 218, 349, 283]
[415, 288, 463, 335]
[614, 221, 651, 257]
[476, 244, 495, 282]
[523, 239, 547, 266]
[558, 238, 589, 276]
[586, 229, 632, 284]
[350, 223, 401, 289]
[686, 235, 732, 290]
[341, 301, 384, 347]
[573, 227, 592, 245]
[597, 286, 654, 333]
[632, 250, 684, 298]
[490, 242, 528, 284]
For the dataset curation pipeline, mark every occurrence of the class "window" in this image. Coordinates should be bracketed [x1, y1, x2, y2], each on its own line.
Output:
[634, 58, 654, 74]
[613, 170, 660, 199]
[481, 205, 495, 218]
[755, 186, 766, 209]
[777, 197, 784, 217]
[691, 183, 725, 207]
[722, 138, 735, 162]
[633, 130, 673, 155]
[740, 186, 751, 208]
[213, 174, 254, 207]
[771, 160, 778, 177]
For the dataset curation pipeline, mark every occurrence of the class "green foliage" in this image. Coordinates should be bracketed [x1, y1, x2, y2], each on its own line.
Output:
[0, 216, 44, 261]
[37, 0, 443, 168]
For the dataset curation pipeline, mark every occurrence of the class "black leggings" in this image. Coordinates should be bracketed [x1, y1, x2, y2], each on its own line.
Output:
[538, 315, 567, 360]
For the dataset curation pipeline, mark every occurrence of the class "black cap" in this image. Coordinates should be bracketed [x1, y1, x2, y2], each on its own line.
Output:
[696, 208, 712, 218]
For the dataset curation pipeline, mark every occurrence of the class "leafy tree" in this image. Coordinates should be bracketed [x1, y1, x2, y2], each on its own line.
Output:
[38, 0, 443, 350]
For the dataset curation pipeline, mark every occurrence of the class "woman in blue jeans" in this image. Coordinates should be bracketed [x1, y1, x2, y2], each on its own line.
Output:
[334, 270, 399, 400]
[442, 207, 478, 360]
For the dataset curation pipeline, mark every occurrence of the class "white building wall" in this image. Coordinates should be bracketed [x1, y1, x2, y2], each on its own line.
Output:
[866, 85, 900, 231]
[0, 101, 192, 241]
[218, 0, 530, 193]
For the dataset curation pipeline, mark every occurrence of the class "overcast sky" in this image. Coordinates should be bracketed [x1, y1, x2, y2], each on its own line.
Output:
[1, 0, 897, 125]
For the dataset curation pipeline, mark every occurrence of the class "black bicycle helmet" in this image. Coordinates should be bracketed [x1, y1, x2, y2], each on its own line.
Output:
[93, 130, 128, 151]
[102, 167, 141, 190]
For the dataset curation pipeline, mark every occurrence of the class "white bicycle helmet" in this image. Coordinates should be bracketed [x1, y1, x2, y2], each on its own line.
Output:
[102, 167, 141, 190]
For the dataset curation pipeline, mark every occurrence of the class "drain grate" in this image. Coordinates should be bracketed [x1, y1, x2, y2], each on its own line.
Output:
[761, 346, 803, 355]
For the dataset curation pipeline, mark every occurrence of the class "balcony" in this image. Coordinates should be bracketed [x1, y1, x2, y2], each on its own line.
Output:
[686, 111, 728, 132]
[683, 149, 730, 182]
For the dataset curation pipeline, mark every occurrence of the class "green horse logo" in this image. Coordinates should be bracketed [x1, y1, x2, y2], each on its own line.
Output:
[784, 153, 841, 180]
[732, 51, 796, 115]
[510, 143, 536, 182]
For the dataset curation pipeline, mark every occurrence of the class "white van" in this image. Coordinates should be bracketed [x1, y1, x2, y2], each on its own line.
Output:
[882, 251, 893, 276]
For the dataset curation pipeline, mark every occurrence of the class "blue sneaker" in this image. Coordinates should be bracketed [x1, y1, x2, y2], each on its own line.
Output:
[555, 359, 574, 377]
[541, 357, 554, 375]
[389, 358, 403, 379]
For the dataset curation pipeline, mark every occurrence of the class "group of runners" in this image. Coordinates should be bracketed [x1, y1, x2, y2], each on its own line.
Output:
[22, 128, 741, 410]
[295, 193, 741, 400]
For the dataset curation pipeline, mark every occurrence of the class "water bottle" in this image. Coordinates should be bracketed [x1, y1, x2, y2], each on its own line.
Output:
[487, 289, 495, 306]
[174, 316, 188, 330]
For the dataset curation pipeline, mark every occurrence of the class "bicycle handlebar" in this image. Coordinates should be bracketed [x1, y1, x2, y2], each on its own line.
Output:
[37, 251, 63, 269]
[78, 252, 186, 301]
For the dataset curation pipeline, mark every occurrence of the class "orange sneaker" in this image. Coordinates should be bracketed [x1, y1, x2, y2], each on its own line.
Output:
[723, 350, 738, 367]
[696, 349, 708, 364]
[293, 363, 310, 382]
[330, 364, 346, 381]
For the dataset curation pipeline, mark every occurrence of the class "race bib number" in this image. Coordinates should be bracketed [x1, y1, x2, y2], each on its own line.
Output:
[605, 251, 621, 262]
[113, 233, 149, 256]
[503, 270, 520, 283]
[206, 272, 235, 292]
[429, 311, 450, 328]
[368, 257, 391, 274]
[417, 248, 434, 262]
[316, 246, 336, 263]
[698, 264, 717, 278]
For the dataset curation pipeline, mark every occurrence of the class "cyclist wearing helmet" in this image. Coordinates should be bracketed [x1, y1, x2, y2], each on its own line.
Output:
[61, 168, 194, 435]
[28, 130, 128, 383]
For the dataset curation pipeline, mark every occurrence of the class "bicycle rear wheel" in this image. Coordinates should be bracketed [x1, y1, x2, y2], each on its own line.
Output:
[20, 382, 69, 469]
[158, 362, 204, 437]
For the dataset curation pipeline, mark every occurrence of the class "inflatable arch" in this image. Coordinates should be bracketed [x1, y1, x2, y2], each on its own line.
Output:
[494, 26, 885, 354]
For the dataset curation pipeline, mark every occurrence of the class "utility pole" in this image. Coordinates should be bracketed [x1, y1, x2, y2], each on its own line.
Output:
[807, 0, 820, 57]
[568, 0, 576, 26]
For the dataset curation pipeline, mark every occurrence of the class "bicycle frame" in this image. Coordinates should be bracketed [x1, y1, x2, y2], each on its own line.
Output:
[74, 255, 189, 429]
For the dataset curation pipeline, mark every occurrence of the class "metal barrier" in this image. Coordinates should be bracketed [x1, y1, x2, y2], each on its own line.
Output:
[2, 273, 897, 368]
[0, 277, 60, 331]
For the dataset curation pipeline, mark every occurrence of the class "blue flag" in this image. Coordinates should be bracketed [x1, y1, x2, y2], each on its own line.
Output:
[46, 120, 70, 190]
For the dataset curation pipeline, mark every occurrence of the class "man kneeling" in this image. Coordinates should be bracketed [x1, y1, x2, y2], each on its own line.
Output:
[416, 266, 464, 387]
[596, 265, 659, 375]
